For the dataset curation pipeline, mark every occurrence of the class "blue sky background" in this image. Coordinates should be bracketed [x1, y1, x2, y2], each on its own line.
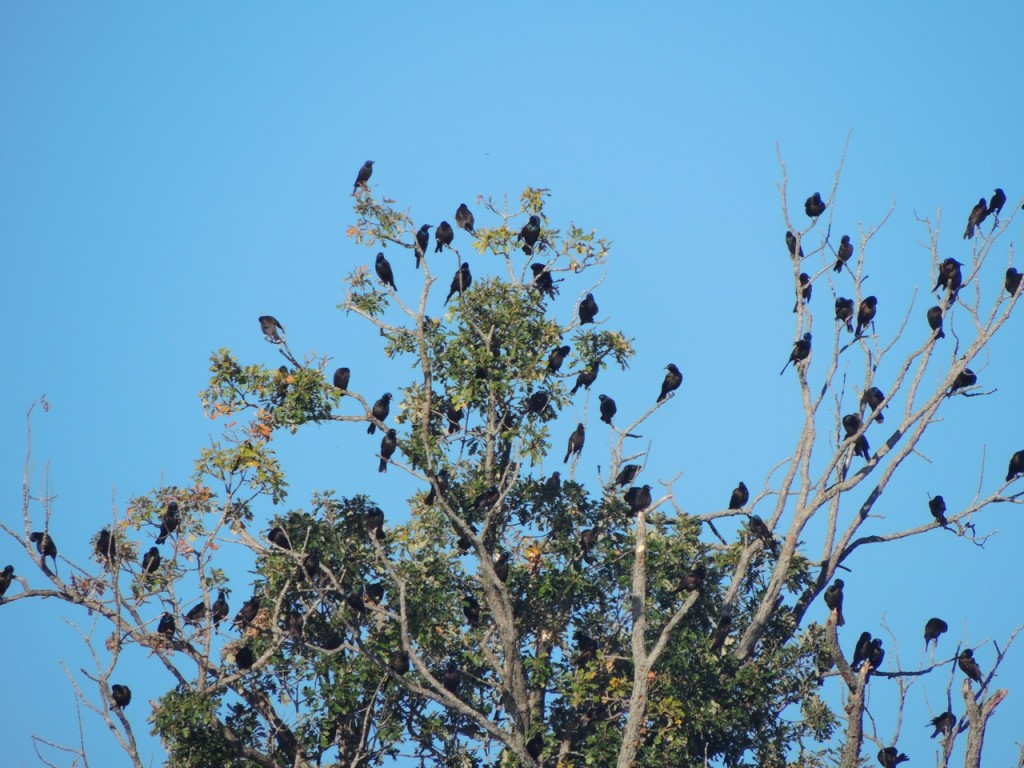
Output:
[2, 3, 1023, 766]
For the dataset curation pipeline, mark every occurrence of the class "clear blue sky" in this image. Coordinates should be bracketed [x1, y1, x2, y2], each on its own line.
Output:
[2, 4, 1023, 766]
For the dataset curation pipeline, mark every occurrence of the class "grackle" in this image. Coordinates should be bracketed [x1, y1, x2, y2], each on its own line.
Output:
[211, 591, 229, 626]
[531, 263, 558, 299]
[0, 565, 14, 599]
[861, 387, 886, 423]
[564, 423, 585, 463]
[793, 272, 812, 312]
[157, 612, 175, 640]
[729, 481, 749, 510]
[616, 464, 641, 487]
[29, 531, 57, 571]
[1007, 450, 1024, 482]
[834, 235, 853, 272]
[779, 333, 811, 375]
[267, 526, 291, 550]
[710, 613, 732, 651]
[928, 496, 948, 527]
[424, 468, 449, 505]
[958, 648, 983, 683]
[368, 392, 392, 434]
[524, 390, 552, 416]
[333, 367, 350, 392]
[234, 595, 261, 629]
[445, 263, 472, 304]
[855, 296, 877, 337]
[924, 617, 948, 648]
[835, 297, 855, 333]
[111, 684, 132, 710]
[435, 221, 454, 252]
[493, 552, 510, 583]
[658, 363, 682, 402]
[927, 306, 945, 339]
[578, 293, 598, 324]
[455, 203, 475, 234]
[379, 429, 397, 472]
[141, 546, 161, 574]
[963, 198, 988, 239]
[414, 224, 432, 268]
[235, 645, 255, 670]
[518, 215, 541, 255]
[375, 253, 396, 290]
[934, 258, 963, 297]
[877, 747, 909, 768]
[570, 365, 598, 395]
[624, 484, 652, 515]
[842, 414, 870, 461]
[463, 595, 480, 627]
[548, 345, 570, 373]
[389, 650, 410, 676]
[156, 501, 179, 545]
[1006, 267, 1022, 296]
[824, 579, 845, 626]
[365, 507, 385, 540]
[988, 188, 1006, 218]
[598, 394, 617, 425]
[929, 711, 956, 739]
[868, 638, 885, 671]
[785, 230, 804, 259]
[353, 160, 373, 193]
[949, 368, 976, 394]
[805, 192, 826, 218]
[852, 631, 872, 669]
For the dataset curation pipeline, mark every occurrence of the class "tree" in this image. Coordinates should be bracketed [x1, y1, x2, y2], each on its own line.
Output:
[3, 162, 1023, 768]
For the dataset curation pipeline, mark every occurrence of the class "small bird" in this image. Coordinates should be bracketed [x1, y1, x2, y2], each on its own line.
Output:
[462, 595, 480, 627]
[785, 230, 804, 258]
[935, 258, 964, 297]
[570, 365, 598, 395]
[531, 263, 558, 299]
[211, 591, 229, 626]
[443, 662, 461, 693]
[793, 272, 812, 312]
[29, 531, 57, 571]
[1007, 450, 1024, 482]
[524, 390, 552, 417]
[333, 367, 350, 392]
[548, 345, 570, 373]
[435, 221, 454, 253]
[988, 188, 1006, 219]
[868, 638, 885, 671]
[958, 648, 983, 684]
[379, 429, 398, 472]
[877, 747, 909, 768]
[927, 305, 945, 339]
[835, 297, 855, 333]
[564, 423, 585, 463]
[157, 612, 175, 640]
[258, 315, 284, 344]
[414, 224, 433, 268]
[375, 253, 396, 290]
[1005, 267, 1022, 296]
[834, 235, 853, 272]
[455, 203, 475, 234]
[710, 613, 732, 652]
[423, 468, 449, 505]
[110, 684, 132, 710]
[658, 363, 683, 402]
[518, 214, 541, 255]
[855, 296, 878, 337]
[678, 564, 706, 592]
[184, 600, 208, 626]
[141, 546, 161, 574]
[444, 262, 472, 304]
[526, 734, 544, 761]
[0, 565, 15, 599]
[842, 414, 870, 461]
[780, 333, 812, 375]
[156, 501, 180, 545]
[580, 528, 599, 559]
[928, 711, 956, 739]
[748, 515, 776, 553]
[824, 579, 845, 626]
[365, 507, 385, 540]
[729, 481, 749, 510]
[445, 402, 463, 434]
[805, 192, 826, 218]
[598, 394, 617, 425]
[963, 198, 988, 239]
[928, 496, 949, 527]
[368, 392, 392, 434]
[924, 617, 948, 648]
[389, 650, 410, 676]
[852, 631, 872, 669]
[94, 528, 117, 565]
[302, 550, 320, 581]
[861, 387, 886, 423]
[352, 160, 373, 193]
[949, 368, 977, 394]
[267, 526, 291, 550]
[235, 645, 255, 671]
[493, 552, 510, 583]
[578, 293, 599, 324]
[234, 595, 261, 629]
[616, 464, 641, 487]
[542, 471, 561, 497]
[624, 484, 652, 514]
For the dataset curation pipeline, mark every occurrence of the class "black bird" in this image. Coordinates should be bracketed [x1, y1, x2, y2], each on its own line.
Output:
[575, 633, 599, 667]
[443, 662, 461, 693]
[564, 423, 585, 463]
[94, 528, 117, 565]
[543, 471, 561, 497]
[580, 528, 599, 560]
[855, 296, 878, 337]
[423, 468, 449, 505]
[934, 258, 964, 297]
[526, 734, 544, 761]
[1005, 267, 1022, 296]
[389, 650, 410, 676]
[368, 392, 392, 434]
[284, 611, 304, 641]
[785, 230, 804, 258]
[877, 747, 909, 768]
[658, 363, 683, 402]
[29, 531, 57, 571]
[333, 367, 350, 392]
[548, 345, 570, 373]
[379, 429, 397, 473]
[624, 485, 652, 515]
[843, 414, 870, 461]
[1007, 450, 1024, 482]
[445, 262, 472, 304]
[835, 297, 855, 333]
[570, 365, 598, 395]
[365, 581, 385, 604]
[110, 684, 132, 710]
[211, 591, 229, 626]
[929, 711, 956, 739]
[963, 198, 988, 239]
[302, 550, 320, 580]
[353, 160, 373, 193]
[615, 464, 641, 487]
[928, 496, 949, 527]
[462, 595, 480, 627]
[375, 253, 396, 290]
[524, 390, 552, 416]
[834, 235, 853, 272]
[365, 507, 385, 540]
[157, 612, 175, 640]
[346, 591, 366, 614]
[184, 600, 208, 626]
[868, 638, 885, 671]
[414, 224, 432, 268]
[155, 501, 179, 545]
[988, 188, 1006, 218]
[748, 515, 777, 554]
[259, 316, 286, 345]
[729, 481, 749, 510]
[473, 485, 500, 511]
[518, 214, 541, 255]
[598, 394, 617, 425]
[924, 617, 948, 648]
[949, 368, 977, 394]
[234, 595, 261, 629]
[710, 613, 732, 652]
[235, 645, 255, 671]
[141, 546, 161, 574]
[435, 221, 454, 253]
[578, 293, 598, 324]
[824, 579, 845, 626]
[267, 526, 291, 550]
[678, 564, 706, 592]
[852, 631, 872, 669]
[779, 333, 812, 375]
[927, 305, 945, 339]
[493, 552, 510, 583]
[455, 203, 475, 234]
[805, 192, 827, 218]
[793, 272, 812, 312]
[0, 565, 14, 599]
[531, 263, 558, 299]
[445, 401, 463, 434]
[861, 387, 886, 423]
[456, 524, 477, 554]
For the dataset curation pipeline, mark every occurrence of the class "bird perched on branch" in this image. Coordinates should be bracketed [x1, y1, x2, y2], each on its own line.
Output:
[493, 552, 510, 583]
[0, 565, 14, 599]
[518, 215, 541, 255]
[835, 297, 855, 333]
[1006, 267, 1022, 296]
[333, 367, 350, 392]
[928, 496, 949, 527]
[564, 423, 585, 463]
[780, 333, 811, 375]
[368, 393, 392, 435]
[852, 631, 872, 669]
[834, 235, 853, 272]
[578, 293, 598, 324]
[793, 272, 812, 312]
[267, 526, 291, 550]
[988, 188, 1006, 219]
[570, 365, 598, 395]
[548, 345, 570, 373]
[455, 203, 475, 234]
[785, 230, 804, 259]
[29, 531, 57, 571]
[958, 648, 983, 683]
[157, 612, 175, 640]
[598, 394, 617, 425]
[1007, 450, 1024, 482]
[435, 221, 454, 252]
[805, 192, 826, 218]
[824, 579, 845, 626]
[747, 515, 777, 554]
[728, 481, 749, 510]
[141, 546, 161, 574]
[963, 198, 988, 239]
[375, 253, 396, 290]
[855, 296, 878, 337]
[658, 363, 682, 402]
[924, 617, 948, 648]
[877, 746, 909, 768]
[259, 315, 284, 344]
[616, 464, 641, 487]
[624, 485, 652, 515]
[842, 414, 870, 461]
[861, 387, 886, 423]
[352, 160, 373, 193]
[928, 711, 956, 739]
[379, 429, 397, 472]
[234, 595, 261, 629]
[111, 684, 132, 710]
[949, 368, 977, 395]
[445, 263, 472, 304]
[531, 263, 558, 299]
[927, 305, 945, 339]
[934, 258, 963, 299]
[414, 224, 432, 268]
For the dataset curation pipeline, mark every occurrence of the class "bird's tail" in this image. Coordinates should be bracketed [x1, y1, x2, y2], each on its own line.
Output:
[779, 361, 790, 376]
[379, 458, 388, 473]
[368, 424, 376, 435]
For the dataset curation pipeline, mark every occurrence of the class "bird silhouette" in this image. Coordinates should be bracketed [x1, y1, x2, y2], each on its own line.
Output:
[435, 221, 454, 252]
[805, 192, 826, 218]
[493, 552, 510, 583]
[958, 649, 983, 684]
[155, 501, 179, 545]
[368, 393, 392, 434]
[852, 631, 872, 669]
[678, 564, 706, 592]
[868, 638, 885, 671]
[934, 258, 963, 298]
[111, 684, 132, 710]
[729, 481, 749, 510]
[824, 579, 845, 626]
[624, 484, 652, 515]
[445, 263, 472, 304]
[616, 464, 641, 487]
[518, 215, 541, 255]
[834, 235, 853, 272]
[963, 198, 988, 239]
[29, 531, 57, 571]
[184, 600, 208, 626]
[658, 363, 682, 402]
[785, 230, 804, 258]
[927, 305, 945, 339]
[414, 224, 432, 268]
[835, 297, 855, 333]
[598, 394, 617, 425]
[0, 565, 14, 599]
[988, 188, 1006, 219]
[548, 345, 570, 373]
[780, 333, 812, 375]
[710, 613, 732, 651]
[578, 293, 599, 324]
[157, 612, 175, 639]
[455, 203, 475, 234]
[333, 367, 350, 392]
[1005, 267, 1022, 296]
[877, 747, 909, 768]
[531, 263, 558, 299]
[234, 595, 261, 629]
[423, 468, 450, 505]
[443, 662, 461, 693]
[365, 507, 385, 540]
[211, 591, 229, 626]
[748, 515, 777, 554]
[928, 711, 956, 739]
[855, 296, 878, 337]
[267, 526, 291, 550]
[353, 160, 373, 193]
[949, 368, 977, 395]
[1006, 450, 1024, 482]
[570, 365, 598, 395]
[141, 546, 161, 574]
[258, 315, 284, 343]
[302, 550, 320, 581]
[843, 414, 870, 461]
[861, 387, 886, 423]
[235, 645, 255, 670]
[564, 423, 585, 463]
[375, 253, 396, 290]
[389, 650, 410, 676]
[928, 496, 949, 527]
[462, 595, 480, 627]
[793, 272, 812, 312]
[379, 429, 397, 472]
[924, 617, 948, 648]
[94, 528, 117, 566]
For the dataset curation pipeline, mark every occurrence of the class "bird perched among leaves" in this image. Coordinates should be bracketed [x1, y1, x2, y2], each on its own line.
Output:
[353, 160, 373, 193]
[302, 549, 320, 581]
[824, 579, 845, 626]
[141, 546, 161, 575]
[211, 590, 229, 626]
[414, 224, 432, 268]
[834, 235, 853, 272]
[389, 650, 410, 676]
[111, 684, 132, 710]
[855, 296, 878, 337]
[570, 365, 598, 395]
[423, 468, 449, 505]
[234, 595, 261, 629]
[379, 429, 397, 472]
[928, 496, 949, 527]
[1005, 267, 1022, 296]
[852, 631, 872, 669]
[157, 612, 175, 640]
[518, 215, 541, 255]
[185, 600, 208, 626]
[267, 526, 291, 550]
[710, 613, 732, 652]
[531, 263, 558, 299]
[748, 515, 777, 554]
[805, 192, 827, 218]
[963, 198, 988, 239]
[564, 423, 585, 463]
[877, 747, 909, 768]
[493, 552, 510, 583]
[924, 617, 948, 648]
[0, 565, 14, 599]
[780, 333, 812, 375]
[616, 464, 641, 487]
[624, 484, 652, 515]
[988, 188, 1006, 219]
[524, 390, 552, 417]
[1007, 450, 1024, 482]
[445, 262, 472, 304]
[259, 315, 284, 344]
[333, 367, 350, 392]
[861, 387, 886, 423]
[835, 297, 855, 333]
[29, 531, 57, 571]
[375, 253, 396, 290]
[934, 258, 963, 298]
[958, 648, 983, 683]
[578, 293, 598, 324]
[678, 564, 706, 592]
[929, 711, 956, 739]
[785, 230, 804, 259]
[729, 481, 749, 510]
[235, 645, 255, 671]
[365, 507, 385, 540]
[94, 528, 117, 566]
[443, 662, 461, 694]
[368, 392, 392, 434]
[455, 203, 474, 234]
[927, 305, 945, 339]
[462, 595, 480, 627]
[793, 272, 812, 312]
[658, 363, 683, 402]
[434, 221, 454, 253]
[156, 501, 180, 545]
[548, 345, 570, 373]
[598, 394, 617, 425]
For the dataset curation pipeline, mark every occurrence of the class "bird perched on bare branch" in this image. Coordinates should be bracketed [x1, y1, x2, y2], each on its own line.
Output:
[29, 531, 57, 571]
[779, 333, 811, 375]
[924, 617, 948, 648]
[949, 368, 977, 395]
[928, 496, 948, 527]
[1006, 450, 1024, 482]
[963, 198, 987, 239]
[861, 387, 886, 423]
[578, 293, 598, 324]
[877, 746, 909, 768]
[455, 203, 475, 234]
[368, 393, 392, 435]
[445, 263, 472, 304]
[842, 414, 870, 461]
[333, 367, 350, 392]
[0, 565, 15, 599]
[379, 429, 397, 473]
[414, 224, 432, 268]
[835, 297, 855, 333]
[548, 345, 570, 373]
[616, 464, 641, 487]
[624, 484, 652, 515]
[598, 394, 616, 425]
[259, 315, 284, 343]
[834, 235, 853, 272]
[988, 188, 1006, 219]
[855, 296, 877, 337]
[824, 579, 845, 626]
[658, 364, 682, 402]
[111, 684, 132, 710]
[728, 481, 749, 510]
[793, 272, 812, 312]
[531, 263, 558, 299]
[928, 711, 956, 739]
[1006, 267, 1022, 296]
[435, 221, 454, 252]
[805, 192, 826, 218]
[958, 648, 983, 684]
[352, 160, 373, 194]
[927, 305, 945, 339]
[570, 365, 598, 395]
[934, 258, 963, 299]
[518, 215, 541, 255]
[785, 230, 804, 258]
[852, 631, 872, 669]
[564, 423, 585, 463]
